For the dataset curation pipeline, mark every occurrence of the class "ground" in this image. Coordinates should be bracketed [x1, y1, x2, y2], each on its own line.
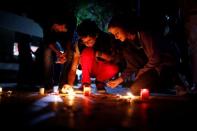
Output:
[0, 85, 197, 130]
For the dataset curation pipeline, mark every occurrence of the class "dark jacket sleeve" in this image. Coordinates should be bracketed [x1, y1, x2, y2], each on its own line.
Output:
[120, 45, 145, 81]
[136, 32, 161, 78]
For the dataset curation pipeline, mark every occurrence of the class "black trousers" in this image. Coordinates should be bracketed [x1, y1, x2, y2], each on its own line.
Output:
[130, 69, 159, 96]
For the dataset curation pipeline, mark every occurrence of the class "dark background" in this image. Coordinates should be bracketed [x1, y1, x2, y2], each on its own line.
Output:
[0, 0, 196, 87]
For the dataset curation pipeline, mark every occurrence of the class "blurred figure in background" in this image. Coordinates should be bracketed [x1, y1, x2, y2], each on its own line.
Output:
[41, 12, 77, 90]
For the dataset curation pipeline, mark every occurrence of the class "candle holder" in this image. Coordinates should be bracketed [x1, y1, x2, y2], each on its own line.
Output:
[83, 85, 91, 96]
[140, 88, 149, 101]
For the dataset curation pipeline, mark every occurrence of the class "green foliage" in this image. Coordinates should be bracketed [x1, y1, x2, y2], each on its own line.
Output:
[75, 2, 112, 31]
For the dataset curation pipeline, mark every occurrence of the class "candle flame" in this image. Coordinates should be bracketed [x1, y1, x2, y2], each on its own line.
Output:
[119, 92, 135, 99]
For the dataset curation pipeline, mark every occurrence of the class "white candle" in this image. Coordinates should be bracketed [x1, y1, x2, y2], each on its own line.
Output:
[0, 87, 2, 93]
[53, 86, 59, 94]
[83, 86, 91, 96]
[39, 88, 45, 95]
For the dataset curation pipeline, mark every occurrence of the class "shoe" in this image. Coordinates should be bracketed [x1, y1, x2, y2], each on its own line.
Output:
[175, 85, 188, 96]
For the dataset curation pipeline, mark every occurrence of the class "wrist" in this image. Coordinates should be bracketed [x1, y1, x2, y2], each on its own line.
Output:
[118, 77, 124, 83]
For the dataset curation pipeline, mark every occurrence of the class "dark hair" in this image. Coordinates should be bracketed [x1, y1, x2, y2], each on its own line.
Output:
[48, 13, 77, 31]
[77, 19, 100, 37]
[108, 14, 140, 34]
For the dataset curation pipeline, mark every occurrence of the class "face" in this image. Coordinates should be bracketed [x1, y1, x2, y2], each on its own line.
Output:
[108, 26, 128, 42]
[52, 24, 68, 32]
[81, 36, 97, 47]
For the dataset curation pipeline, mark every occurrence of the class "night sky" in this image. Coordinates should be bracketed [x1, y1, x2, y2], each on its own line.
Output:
[0, 0, 182, 22]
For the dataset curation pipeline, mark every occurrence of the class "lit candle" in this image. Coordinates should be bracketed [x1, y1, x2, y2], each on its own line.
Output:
[39, 87, 45, 95]
[0, 87, 2, 93]
[83, 86, 91, 96]
[140, 88, 149, 100]
[53, 86, 59, 94]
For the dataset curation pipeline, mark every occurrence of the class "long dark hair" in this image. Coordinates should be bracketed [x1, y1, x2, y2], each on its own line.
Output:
[108, 14, 140, 34]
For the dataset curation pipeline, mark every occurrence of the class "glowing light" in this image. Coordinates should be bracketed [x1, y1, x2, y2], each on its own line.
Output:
[119, 92, 135, 99]
[68, 95, 75, 106]
[61, 84, 73, 94]
[0, 87, 2, 93]
[68, 89, 76, 100]
[83, 86, 91, 96]
[39, 87, 45, 95]
[13, 42, 19, 56]
[53, 86, 59, 94]
[140, 89, 150, 100]
[30, 95, 63, 112]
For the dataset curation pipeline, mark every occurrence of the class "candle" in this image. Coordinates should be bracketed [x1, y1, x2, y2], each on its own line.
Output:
[140, 88, 149, 100]
[83, 86, 91, 96]
[39, 87, 45, 95]
[53, 86, 59, 94]
[0, 87, 2, 93]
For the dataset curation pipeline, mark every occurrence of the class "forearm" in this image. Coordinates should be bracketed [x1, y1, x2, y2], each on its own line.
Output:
[139, 32, 160, 77]
[96, 51, 112, 62]
[49, 43, 61, 55]
[67, 69, 77, 86]
[67, 54, 80, 86]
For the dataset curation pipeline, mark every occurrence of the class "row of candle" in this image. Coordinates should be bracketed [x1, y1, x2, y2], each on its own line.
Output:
[82, 86, 150, 101]
[39, 86, 150, 100]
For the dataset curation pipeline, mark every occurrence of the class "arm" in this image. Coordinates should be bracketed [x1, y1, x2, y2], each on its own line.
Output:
[48, 43, 66, 64]
[136, 32, 160, 79]
[106, 77, 124, 88]
[107, 61, 136, 88]
[95, 51, 112, 62]
[49, 43, 62, 56]
[67, 42, 80, 86]
[61, 42, 80, 93]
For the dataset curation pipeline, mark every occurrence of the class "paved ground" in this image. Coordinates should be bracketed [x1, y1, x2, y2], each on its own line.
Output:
[0, 85, 197, 131]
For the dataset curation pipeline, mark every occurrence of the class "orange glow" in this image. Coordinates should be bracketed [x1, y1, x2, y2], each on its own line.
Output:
[83, 86, 91, 96]
[140, 89, 150, 100]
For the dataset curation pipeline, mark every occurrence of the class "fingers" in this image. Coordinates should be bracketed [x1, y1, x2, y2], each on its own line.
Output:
[106, 81, 116, 88]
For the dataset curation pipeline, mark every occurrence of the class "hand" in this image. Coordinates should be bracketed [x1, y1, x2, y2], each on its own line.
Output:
[61, 84, 73, 94]
[56, 52, 67, 64]
[106, 77, 123, 88]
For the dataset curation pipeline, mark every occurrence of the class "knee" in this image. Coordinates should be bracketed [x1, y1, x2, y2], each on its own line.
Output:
[130, 84, 141, 96]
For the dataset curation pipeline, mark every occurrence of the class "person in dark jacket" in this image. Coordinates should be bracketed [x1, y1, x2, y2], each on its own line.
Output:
[42, 12, 77, 89]
[107, 14, 188, 96]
